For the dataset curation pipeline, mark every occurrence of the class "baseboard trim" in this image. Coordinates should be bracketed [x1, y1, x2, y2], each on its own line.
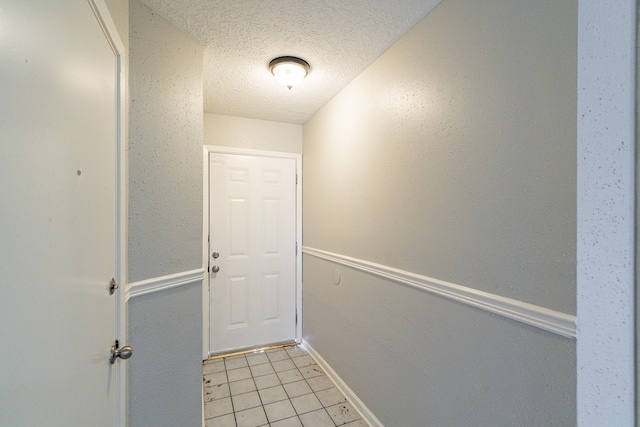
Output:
[302, 246, 576, 339]
[301, 340, 383, 427]
[127, 268, 205, 300]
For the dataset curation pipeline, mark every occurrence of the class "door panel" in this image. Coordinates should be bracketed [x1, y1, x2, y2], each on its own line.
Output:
[229, 275, 250, 327]
[209, 153, 296, 354]
[0, 1, 120, 425]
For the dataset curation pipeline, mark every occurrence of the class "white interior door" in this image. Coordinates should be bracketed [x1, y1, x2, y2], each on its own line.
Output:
[0, 1, 123, 425]
[209, 153, 297, 354]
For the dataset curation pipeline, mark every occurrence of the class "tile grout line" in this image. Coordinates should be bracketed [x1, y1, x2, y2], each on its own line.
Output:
[264, 348, 300, 426]
[228, 354, 241, 427]
[250, 352, 270, 427]
[280, 348, 336, 426]
[205, 344, 364, 426]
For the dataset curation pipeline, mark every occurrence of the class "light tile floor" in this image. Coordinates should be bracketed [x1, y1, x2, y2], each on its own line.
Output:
[203, 345, 368, 427]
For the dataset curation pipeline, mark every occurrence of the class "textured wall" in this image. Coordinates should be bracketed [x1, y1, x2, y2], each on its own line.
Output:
[128, 285, 203, 427]
[304, 256, 575, 426]
[204, 113, 302, 153]
[302, 0, 577, 424]
[304, 0, 576, 314]
[129, 0, 203, 283]
[128, 1, 203, 426]
[576, 0, 636, 424]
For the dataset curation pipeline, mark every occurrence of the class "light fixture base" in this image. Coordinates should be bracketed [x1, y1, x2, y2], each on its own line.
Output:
[269, 56, 310, 89]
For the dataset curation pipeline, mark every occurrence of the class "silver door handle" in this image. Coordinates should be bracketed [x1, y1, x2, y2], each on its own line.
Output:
[109, 345, 133, 364]
[211, 265, 220, 273]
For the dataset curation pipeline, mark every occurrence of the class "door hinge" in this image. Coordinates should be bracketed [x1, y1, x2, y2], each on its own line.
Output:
[295, 312, 298, 325]
[296, 242, 298, 255]
[296, 174, 298, 185]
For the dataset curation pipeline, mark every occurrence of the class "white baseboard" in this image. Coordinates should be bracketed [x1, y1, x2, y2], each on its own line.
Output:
[301, 339, 384, 427]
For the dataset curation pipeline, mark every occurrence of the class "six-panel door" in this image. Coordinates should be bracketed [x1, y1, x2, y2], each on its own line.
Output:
[209, 153, 297, 354]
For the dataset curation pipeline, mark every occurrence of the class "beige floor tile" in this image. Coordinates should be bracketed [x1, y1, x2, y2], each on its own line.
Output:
[283, 380, 313, 399]
[299, 364, 324, 379]
[250, 363, 275, 377]
[246, 353, 270, 366]
[291, 393, 323, 415]
[204, 345, 359, 427]
[254, 373, 280, 390]
[264, 400, 297, 423]
[299, 408, 335, 427]
[225, 356, 249, 370]
[205, 413, 236, 427]
[307, 375, 333, 392]
[205, 397, 233, 419]
[258, 385, 288, 405]
[344, 419, 369, 426]
[266, 349, 289, 362]
[235, 406, 268, 427]
[204, 383, 231, 402]
[277, 368, 304, 384]
[230, 378, 257, 396]
[271, 416, 303, 427]
[227, 367, 252, 382]
[293, 355, 315, 369]
[315, 387, 347, 407]
[232, 391, 262, 412]
[203, 360, 226, 375]
[326, 402, 361, 425]
[272, 359, 296, 373]
[285, 346, 308, 359]
[204, 371, 229, 387]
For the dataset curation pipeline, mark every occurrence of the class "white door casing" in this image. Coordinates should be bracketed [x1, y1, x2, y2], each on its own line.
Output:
[207, 149, 300, 355]
[0, 1, 126, 425]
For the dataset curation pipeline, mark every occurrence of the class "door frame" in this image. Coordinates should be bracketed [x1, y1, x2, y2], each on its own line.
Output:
[202, 145, 302, 360]
[88, 1, 128, 425]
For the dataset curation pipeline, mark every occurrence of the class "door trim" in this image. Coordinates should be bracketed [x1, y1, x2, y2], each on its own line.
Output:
[87, 1, 128, 425]
[202, 145, 302, 360]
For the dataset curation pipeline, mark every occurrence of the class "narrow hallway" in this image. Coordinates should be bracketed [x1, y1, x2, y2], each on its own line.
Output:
[203, 345, 368, 426]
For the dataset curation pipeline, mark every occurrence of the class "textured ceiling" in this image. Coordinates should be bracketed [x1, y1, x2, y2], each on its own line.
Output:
[139, 0, 441, 124]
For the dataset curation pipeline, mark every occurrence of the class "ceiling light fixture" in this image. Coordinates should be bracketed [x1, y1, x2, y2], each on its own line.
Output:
[269, 56, 310, 90]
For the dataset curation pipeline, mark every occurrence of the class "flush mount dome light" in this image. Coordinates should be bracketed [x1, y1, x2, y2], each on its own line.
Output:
[269, 56, 310, 90]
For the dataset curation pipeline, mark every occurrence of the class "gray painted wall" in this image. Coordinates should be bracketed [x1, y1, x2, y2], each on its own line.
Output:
[128, 285, 203, 426]
[304, 257, 575, 426]
[129, 0, 203, 283]
[128, 1, 203, 425]
[302, 0, 577, 425]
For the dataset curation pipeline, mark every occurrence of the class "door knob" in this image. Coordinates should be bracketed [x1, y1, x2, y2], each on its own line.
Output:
[211, 265, 220, 273]
[109, 344, 133, 364]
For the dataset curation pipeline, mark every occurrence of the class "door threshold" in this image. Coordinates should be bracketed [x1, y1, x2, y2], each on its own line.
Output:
[206, 341, 298, 361]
